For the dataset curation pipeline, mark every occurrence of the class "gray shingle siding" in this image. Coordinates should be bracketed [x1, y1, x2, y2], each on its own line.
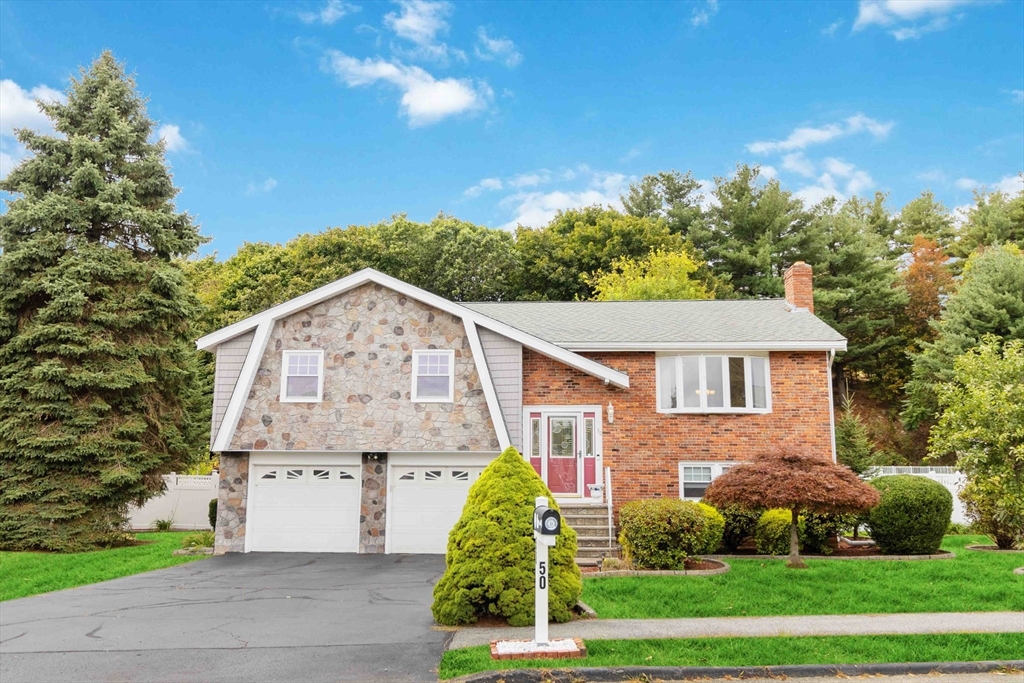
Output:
[211, 330, 255, 448]
[478, 326, 523, 451]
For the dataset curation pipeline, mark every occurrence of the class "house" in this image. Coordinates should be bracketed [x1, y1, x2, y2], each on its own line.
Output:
[197, 261, 845, 558]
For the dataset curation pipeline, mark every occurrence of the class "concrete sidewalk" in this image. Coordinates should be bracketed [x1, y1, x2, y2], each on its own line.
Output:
[449, 611, 1024, 648]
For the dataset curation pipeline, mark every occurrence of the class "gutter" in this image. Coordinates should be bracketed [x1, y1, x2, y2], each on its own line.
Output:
[828, 347, 837, 463]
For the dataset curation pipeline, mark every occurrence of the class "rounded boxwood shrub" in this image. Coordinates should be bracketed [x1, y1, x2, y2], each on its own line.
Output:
[431, 447, 581, 627]
[618, 498, 710, 569]
[208, 499, 218, 530]
[753, 509, 796, 555]
[720, 504, 762, 551]
[696, 503, 725, 554]
[866, 475, 952, 555]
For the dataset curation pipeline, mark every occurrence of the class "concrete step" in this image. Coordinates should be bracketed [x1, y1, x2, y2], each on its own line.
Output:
[576, 546, 620, 559]
[566, 523, 610, 532]
[578, 537, 617, 548]
[560, 506, 607, 516]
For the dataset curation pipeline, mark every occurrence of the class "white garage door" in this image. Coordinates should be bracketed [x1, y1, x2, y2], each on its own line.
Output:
[389, 466, 484, 554]
[249, 465, 360, 552]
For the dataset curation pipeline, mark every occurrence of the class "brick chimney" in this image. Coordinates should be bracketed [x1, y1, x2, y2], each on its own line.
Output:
[784, 261, 814, 313]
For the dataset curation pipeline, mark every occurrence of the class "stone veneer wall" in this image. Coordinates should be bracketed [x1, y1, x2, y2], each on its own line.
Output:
[214, 453, 248, 554]
[229, 283, 499, 452]
[359, 453, 388, 553]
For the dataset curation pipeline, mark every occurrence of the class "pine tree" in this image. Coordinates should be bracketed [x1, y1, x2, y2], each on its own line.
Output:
[835, 396, 874, 474]
[0, 52, 205, 551]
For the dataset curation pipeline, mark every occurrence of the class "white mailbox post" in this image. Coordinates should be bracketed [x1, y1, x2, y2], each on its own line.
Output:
[532, 495, 561, 646]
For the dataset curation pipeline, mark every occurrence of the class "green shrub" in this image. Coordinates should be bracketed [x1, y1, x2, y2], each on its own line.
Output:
[946, 522, 972, 536]
[696, 503, 725, 554]
[754, 509, 795, 555]
[208, 499, 218, 529]
[720, 505, 762, 550]
[960, 479, 1023, 549]
[431, 447, 581, 627]
[181, 530, 215, 548]
[618, 499, 710, 569]
[867, 475, 952, 554]
[152, 518, 173, 532]
[801, 512, 857, 555]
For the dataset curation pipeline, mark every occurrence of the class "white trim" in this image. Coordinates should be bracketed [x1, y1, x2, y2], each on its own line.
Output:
[464, 323, 512, 451]
[828, 348, 837, 463]
[563, 341, 847, 352]
[655, 353, 773, 415]
[279, 349, 324, 403]
[410, 349, 455, 403]
[196, 268, 629, 389]
[522, 405, 603, 499]
[678, 461, 738, 501]
[213, 319, 273, 452]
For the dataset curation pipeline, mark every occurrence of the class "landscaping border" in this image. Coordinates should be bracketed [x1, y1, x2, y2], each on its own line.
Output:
[587, 560, 730, 578]
[966, 544, 1024, 553]
[1014, 567, 1024, 575]
[706, 551, 955, 561]
[452, 659, 1024, 683]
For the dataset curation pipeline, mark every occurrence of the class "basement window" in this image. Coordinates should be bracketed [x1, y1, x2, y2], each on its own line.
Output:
[679, 462, 736, 501]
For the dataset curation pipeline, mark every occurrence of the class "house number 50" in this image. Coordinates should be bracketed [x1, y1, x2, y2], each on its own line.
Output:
[538, 560, 547, 589]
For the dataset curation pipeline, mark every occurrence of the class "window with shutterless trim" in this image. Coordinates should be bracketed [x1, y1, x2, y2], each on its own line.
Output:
[656, 354, 770, 413]
[411, 349, 455, 402]
[280, 350, 324, 402]
[679, 462, 737, 500]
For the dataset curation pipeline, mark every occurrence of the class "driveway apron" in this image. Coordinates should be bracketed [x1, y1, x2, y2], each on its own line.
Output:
[0, 552, 449, 682]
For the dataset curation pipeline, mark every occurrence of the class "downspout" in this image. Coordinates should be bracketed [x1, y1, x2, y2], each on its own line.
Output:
[827, 348, 837, 463]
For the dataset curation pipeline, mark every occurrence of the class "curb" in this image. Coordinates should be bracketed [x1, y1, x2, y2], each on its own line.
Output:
[452, 659, 1024, 682]
[588, 560, 730, 578]
[706, 551, 955, 561]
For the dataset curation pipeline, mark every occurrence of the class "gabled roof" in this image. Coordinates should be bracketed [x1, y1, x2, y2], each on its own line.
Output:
[463, 299, 847, 351]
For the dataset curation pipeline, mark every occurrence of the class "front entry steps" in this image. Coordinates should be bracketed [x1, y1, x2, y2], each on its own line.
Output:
[559, 503, 619, 568]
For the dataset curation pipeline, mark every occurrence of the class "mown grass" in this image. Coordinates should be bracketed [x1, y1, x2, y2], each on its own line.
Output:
[0, 532, 207, 602]
[439, 633, 1024, 679]
[583, 536, 1024, 618]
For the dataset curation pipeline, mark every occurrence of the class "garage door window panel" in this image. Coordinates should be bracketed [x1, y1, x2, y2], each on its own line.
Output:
[412, 350, 454, 402]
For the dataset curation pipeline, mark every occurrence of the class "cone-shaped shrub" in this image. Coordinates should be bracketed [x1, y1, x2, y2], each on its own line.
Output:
[431, 447, 581, 626]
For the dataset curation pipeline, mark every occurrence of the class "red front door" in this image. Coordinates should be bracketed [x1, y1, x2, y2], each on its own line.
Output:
[546, 415, 579, 494]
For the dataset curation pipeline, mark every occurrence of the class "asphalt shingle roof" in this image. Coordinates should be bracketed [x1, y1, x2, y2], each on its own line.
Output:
[463, 299, 846, 346]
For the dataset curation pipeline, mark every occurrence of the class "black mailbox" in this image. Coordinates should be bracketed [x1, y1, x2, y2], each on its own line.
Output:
[533, 505, 561, 536]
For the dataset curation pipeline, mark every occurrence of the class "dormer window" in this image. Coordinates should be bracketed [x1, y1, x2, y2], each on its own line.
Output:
[657, 354, 770, 413]
[411, 349, 454, 402]
[281, 350, 324, 402]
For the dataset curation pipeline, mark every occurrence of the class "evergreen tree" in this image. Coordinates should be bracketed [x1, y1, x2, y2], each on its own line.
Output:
[620, 170, 705, 238]
[690, 165, 821, 298]
[903, 244, 1024, 429]
[0, 52, 204, 551]
[949, 185, 1024, 260]
[898, 191, 955, 249]
[810, 198, 907, 402]
[835, 396, 875, 474]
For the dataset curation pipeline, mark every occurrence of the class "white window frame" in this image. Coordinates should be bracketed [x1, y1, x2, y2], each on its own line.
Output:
[280, 350, 325, 403]
[411, 349, 455, 403]
[656, 353, 772, 414]
[679, 461, 737, 501]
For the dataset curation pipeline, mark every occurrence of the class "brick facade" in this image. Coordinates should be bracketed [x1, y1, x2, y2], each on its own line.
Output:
[522, 349, 833, 507]
[784, 261, 815, 313]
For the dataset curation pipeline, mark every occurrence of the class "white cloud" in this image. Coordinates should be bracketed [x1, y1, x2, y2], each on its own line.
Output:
[746, 113, 893, 154]
[383, 0, 464, 63]
[322, 50, 491, 126]
[954, 177, 978, 190]
[782, 152, 816, 177]
[954, 174, 1023, 195]
[298, 0, 359, 25]
[0, 79, 65, 179]
[691, 0, 719, 27]
[463, 177, 502, 197]
[795, 161, 875, 205]
[853, 0, 981, 40]
[759, 165, 778, 180]
[822, 19, 843, 36]
[916, 169, 947, 183]
[508, 170, 552, 188]
[246, 177, 278, 195]
[498, 169, 630, 229]
[157, 124, 189, 153]
[1009, 89, 1024, 104]
[475, 27, 522, 67]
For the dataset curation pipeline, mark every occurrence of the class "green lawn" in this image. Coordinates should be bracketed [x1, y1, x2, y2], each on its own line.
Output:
[583, 536, 1024, 619]
[0, 532, 208, 602]
[439, 633, 1024, 679]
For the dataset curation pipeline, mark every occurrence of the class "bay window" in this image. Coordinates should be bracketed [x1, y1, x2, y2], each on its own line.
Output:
[657, 354, 770, 413]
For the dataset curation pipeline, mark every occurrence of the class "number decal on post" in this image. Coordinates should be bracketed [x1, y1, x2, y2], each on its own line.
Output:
[538, 560, 547, 589]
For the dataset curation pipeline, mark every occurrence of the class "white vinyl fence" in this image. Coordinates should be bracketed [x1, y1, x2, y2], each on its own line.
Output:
[129, 472, 218, 531]
[863, 466, 967, 525]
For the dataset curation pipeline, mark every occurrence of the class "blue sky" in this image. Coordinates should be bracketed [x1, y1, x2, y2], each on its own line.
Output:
[1, 0, 1022, 257]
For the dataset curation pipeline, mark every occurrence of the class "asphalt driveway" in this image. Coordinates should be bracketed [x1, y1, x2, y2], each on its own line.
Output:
[0, 552, 450, 682]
